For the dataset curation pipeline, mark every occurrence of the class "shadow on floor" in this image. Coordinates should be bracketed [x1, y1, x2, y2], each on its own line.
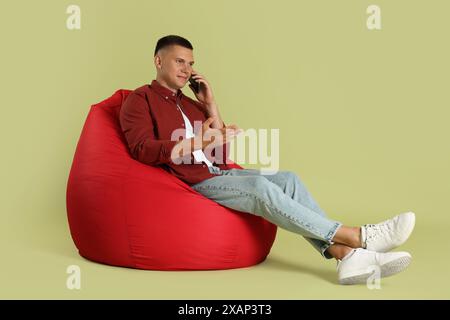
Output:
[262, 255, 338, 284]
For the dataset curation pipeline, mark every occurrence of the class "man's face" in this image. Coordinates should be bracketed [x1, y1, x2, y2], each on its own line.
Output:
[154, 45, 195, 90]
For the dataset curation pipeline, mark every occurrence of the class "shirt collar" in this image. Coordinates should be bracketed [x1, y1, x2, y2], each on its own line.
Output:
[150, 79, 184, 103]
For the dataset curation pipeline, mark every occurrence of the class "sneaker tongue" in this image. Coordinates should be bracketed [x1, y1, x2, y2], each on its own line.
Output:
[360, 226, 367, 249]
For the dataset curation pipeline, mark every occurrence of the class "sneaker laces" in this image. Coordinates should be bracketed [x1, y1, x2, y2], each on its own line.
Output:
[365, 220, 395, 243]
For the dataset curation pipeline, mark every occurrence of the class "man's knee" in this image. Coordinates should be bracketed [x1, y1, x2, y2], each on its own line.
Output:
[248, 176, 273, 194]
[279, 170, 301, 184]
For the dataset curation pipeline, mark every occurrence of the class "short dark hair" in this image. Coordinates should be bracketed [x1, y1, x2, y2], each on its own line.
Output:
[154, 35, 193, 56]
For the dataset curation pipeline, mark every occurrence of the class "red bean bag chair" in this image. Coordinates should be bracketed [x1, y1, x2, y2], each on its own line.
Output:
[66, 89, 277, 270]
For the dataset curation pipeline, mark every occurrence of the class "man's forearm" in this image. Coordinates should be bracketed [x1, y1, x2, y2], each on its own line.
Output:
[171, 137, 201, 160]
[204, 102, 224, 129]
[170, 101, 227, 162]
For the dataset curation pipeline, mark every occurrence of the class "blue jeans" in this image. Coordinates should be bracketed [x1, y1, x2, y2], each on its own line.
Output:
[191, 167, 343, 259]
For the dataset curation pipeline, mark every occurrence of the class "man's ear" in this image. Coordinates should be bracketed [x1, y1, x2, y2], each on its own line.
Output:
[154, 55, 162, 70]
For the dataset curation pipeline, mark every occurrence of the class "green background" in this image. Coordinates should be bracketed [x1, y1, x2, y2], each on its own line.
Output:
[1, 0, 449, 299]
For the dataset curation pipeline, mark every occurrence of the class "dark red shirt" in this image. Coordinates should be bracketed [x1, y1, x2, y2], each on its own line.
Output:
[119, 80, 232, 185]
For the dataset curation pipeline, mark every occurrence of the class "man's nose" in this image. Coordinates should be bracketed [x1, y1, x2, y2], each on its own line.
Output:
[181, 62, 192, 73]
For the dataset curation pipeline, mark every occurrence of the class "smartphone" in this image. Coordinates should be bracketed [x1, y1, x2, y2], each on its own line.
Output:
[189, 75, 200, 93]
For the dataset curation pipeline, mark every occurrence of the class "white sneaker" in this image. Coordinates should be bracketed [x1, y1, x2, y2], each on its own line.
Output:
[361, 211, 416, 252]
[337, 248, 412, 285]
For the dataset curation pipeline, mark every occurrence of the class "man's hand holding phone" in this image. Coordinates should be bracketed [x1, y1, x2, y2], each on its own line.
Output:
[188, 71, 217, 107]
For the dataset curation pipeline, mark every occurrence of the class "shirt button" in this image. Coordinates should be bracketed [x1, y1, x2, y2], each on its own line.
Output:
[165, 96, 168, 99]
[181, 123, 185, 127]
[202, 165, 206, 168]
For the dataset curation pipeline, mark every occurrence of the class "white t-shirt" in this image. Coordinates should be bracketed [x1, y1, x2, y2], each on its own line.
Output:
[178, 104, 215, 168]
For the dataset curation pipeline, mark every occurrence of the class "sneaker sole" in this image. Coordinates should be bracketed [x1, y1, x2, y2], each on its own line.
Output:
[339, 255, 412, 285]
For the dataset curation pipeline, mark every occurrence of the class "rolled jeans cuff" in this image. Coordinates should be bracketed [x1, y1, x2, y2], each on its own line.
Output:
[321, 222, 342, 259]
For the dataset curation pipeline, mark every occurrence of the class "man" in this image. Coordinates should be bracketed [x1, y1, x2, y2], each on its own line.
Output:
[119, 35, 416, 285]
